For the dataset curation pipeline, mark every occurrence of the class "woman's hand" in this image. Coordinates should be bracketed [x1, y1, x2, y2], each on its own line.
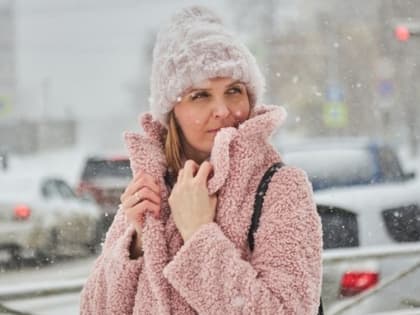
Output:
[120, 170, 161, 258]
[169, 160, 217, 242]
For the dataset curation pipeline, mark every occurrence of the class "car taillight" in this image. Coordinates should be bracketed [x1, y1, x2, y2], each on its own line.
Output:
[340, 271, 379, 297]
[14, 204, 31, 220]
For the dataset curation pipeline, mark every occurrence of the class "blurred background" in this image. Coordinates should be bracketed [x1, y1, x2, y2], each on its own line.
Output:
[2, 0, 420, 161]
[1, 1, 420, 314]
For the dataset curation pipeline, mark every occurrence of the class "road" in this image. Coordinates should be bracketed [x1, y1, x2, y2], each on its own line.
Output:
[0, 255, 96, 315]
[1, 254, 420, 315]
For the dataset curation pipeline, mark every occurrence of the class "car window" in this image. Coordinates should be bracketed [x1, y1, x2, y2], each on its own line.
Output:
[377, 147, 405, 182]
[81, 159, 131, 181]
[55, 179, 77, 199]
[41, 180, 61, 199]
[283, 148, 377, 190]
[318, 207, 359, 249]
[382, 204, 420, 242]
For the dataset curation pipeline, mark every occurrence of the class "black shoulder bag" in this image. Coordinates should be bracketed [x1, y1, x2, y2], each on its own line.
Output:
[248, 162, 324, 315]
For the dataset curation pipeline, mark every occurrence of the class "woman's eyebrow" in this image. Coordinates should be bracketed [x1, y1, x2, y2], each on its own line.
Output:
[188, 87, 209, 93]
[227, 80, 242, 87]
[186, 81, 243, 94]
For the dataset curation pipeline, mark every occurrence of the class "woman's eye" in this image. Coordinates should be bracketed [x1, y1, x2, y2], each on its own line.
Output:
[191, 91, 209, 101]
[227, 86, 242, 95]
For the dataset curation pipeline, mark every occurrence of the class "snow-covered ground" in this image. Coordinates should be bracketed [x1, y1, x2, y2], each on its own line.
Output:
[0, 256, 95, 286]
[368, 310, 420, 315]
[0, 256, 95, 315]
[4, 294, 81, 315]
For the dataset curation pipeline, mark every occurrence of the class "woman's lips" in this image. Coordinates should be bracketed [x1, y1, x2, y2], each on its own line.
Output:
[207, 123, 239, 133]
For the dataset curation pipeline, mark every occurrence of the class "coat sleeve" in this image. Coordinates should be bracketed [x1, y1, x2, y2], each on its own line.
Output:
[80, 207, 144, 315]
[162, 166, 323, 315]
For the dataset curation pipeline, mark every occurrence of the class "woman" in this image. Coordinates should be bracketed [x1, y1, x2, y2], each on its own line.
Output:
[80, 6, 322, 315]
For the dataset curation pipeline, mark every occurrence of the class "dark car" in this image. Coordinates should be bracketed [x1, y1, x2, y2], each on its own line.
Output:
[76, 156, 132, 241]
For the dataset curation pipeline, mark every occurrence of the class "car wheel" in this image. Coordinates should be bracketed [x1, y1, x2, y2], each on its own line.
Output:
[9, 246, 24, 268]
[86, 220, 104, 255]
[36, 228, 59, 265]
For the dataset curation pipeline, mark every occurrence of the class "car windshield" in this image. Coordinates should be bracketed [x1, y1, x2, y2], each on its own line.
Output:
[81, 159, 131, 181]
[283, 148, 377, 190]
[55, 180, 77, 198]
[42, 179, 77, 199]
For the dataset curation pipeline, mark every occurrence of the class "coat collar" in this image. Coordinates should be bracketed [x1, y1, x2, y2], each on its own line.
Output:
[124, 104, 287, 194]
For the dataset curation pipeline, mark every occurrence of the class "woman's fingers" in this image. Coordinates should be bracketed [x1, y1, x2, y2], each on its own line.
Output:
[195, 161, 213, 184]
[138, 187, 160, 205]
[182, 160, 199, 178]
[126, 200, 160, 221]
[124, 200, 160, 228]
[177, 169, 184, 182]
[122, 187, 160, 209]
[121, 173, 160, 202]
[133, 169, 143, 180]
[132, 175, 160, 195]
[124, 205, 146, 226]
[120, 170, 162, 228]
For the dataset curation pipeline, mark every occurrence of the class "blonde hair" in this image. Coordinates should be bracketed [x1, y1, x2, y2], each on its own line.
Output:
[165, 111, 184, 176]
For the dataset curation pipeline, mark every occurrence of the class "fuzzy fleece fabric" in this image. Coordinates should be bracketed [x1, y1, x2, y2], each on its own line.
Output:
[80, 105, 323, 315]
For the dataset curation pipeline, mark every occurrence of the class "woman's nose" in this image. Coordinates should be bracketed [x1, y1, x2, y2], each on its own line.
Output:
[213, 101, 230, 119]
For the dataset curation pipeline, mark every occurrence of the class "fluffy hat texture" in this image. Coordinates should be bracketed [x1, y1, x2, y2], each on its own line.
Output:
[149, 5, 265, 126]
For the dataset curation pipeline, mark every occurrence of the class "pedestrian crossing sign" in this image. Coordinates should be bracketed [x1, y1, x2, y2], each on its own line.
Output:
[0, 96, 12, 117]
[323, 102, 348, 128]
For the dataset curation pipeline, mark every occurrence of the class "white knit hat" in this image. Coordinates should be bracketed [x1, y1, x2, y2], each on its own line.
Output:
[149, 5, 265, 126]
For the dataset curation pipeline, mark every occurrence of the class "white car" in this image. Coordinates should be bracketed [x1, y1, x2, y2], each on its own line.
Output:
[0, 173, 102, 263]
[279, 138, 420, 314]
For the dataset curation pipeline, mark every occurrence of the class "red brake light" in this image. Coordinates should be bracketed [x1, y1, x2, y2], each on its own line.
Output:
[395, 25, 410, 42]
[14, 204, 31, 220]
[340, 271, 379, 297]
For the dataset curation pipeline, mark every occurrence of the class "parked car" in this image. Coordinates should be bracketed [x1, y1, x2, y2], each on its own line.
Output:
[0, 174, 102, 263]
[277, 138, 420, 314]
[76, 156, 132, 241]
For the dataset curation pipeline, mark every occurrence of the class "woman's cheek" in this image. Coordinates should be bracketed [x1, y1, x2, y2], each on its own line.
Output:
[183, 113, 204, 137]
[234, 110, 243, 118]
[233, 102, 250, 123]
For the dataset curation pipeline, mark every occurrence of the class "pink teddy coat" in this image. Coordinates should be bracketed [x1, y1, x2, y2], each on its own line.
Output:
[80, 105, 323, 315]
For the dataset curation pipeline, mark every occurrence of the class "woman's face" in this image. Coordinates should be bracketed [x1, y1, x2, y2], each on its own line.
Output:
[173, 77, 251, 163]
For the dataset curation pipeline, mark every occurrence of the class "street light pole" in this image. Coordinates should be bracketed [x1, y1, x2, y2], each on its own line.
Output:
[394, 22, 420, 157]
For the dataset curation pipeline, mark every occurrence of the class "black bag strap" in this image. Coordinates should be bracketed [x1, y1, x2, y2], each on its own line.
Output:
[248, 162, 324, 315]
[248, 162, 284, 252]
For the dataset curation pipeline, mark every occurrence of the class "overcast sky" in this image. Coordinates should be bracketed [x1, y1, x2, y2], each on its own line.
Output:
[14, 0, 232, 120]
